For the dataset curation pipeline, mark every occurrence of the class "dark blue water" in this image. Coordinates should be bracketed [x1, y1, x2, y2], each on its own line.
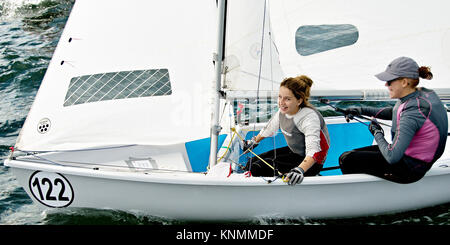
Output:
[1, 0, 449, 225]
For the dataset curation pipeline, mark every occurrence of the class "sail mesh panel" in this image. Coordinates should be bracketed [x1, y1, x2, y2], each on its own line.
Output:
[64, 69, 171, 106]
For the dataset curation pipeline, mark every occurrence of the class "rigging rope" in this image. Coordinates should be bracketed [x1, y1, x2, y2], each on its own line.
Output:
[248, 0, 280, 177]
[231, 128, 286, 181]
[247, 0, 267, 173]
[213, 0, 282, 182]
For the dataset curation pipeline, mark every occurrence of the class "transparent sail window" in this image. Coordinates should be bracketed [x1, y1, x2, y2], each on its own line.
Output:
[232, 98, 352, 125]
[233, 98, 279, 125]
[295, 24, 359, 56]
[64, 69, 171, 106]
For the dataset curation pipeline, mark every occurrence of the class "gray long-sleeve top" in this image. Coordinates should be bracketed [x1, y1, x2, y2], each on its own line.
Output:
[360, 88, 448, 174]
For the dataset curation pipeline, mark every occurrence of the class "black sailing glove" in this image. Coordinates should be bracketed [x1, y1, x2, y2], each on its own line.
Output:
[242, 138, 259, 152]
[343, 107, 362, 122]
[286, 167, 305, 186]
[369, 118, 384, 136]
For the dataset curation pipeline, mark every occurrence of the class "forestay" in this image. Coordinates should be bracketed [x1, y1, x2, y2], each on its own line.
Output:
[16, 0, 217, 151]
[269, 0, 450, 96]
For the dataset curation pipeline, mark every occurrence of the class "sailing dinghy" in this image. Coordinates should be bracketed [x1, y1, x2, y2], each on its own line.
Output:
[5, 0, 450, 221]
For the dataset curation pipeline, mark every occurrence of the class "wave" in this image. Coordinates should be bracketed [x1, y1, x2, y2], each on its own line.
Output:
[0, 1, 73, 157]
[1, 0, 46, 19]
[0, 0, 74, 25]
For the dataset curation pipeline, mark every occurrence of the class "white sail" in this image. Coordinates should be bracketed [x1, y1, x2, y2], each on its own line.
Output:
[223, 0, 284, 93]
[269, 0, 450, 95]
[15, 0, 217, 151]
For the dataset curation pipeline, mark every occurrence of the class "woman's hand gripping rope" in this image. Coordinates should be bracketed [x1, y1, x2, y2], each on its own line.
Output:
[286, 167, 305, 185]
[231, 128, 289, 183]
[319, 99, 391, 127]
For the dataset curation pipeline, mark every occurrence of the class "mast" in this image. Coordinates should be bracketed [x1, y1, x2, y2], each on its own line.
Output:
[209, 0, 227, 168]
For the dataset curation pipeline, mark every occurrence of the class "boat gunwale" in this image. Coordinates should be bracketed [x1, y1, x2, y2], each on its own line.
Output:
[5, 157, 450, 187]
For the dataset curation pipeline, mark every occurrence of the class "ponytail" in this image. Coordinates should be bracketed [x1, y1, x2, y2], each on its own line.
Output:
[408, 66, 433, 88]
[418, 66, 433, 80]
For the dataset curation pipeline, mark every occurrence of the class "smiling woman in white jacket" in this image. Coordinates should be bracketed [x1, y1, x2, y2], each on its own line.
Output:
[244, 75, 330, 185]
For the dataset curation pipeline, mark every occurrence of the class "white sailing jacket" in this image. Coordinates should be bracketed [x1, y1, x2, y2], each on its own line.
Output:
[260, 107, 330, 164]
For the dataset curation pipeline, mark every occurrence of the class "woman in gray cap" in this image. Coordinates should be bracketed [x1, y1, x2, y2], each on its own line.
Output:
[339, 57, 448, 183]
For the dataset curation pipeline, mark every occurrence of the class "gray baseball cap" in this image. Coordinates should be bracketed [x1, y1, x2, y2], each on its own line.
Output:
[375, 57, 419, 81]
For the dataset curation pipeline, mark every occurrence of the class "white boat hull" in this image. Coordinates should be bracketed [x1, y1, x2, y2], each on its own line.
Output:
[6, 157, 450, 221]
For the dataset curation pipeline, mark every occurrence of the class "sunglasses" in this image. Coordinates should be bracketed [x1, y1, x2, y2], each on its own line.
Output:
[386, 78, 402, 86]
